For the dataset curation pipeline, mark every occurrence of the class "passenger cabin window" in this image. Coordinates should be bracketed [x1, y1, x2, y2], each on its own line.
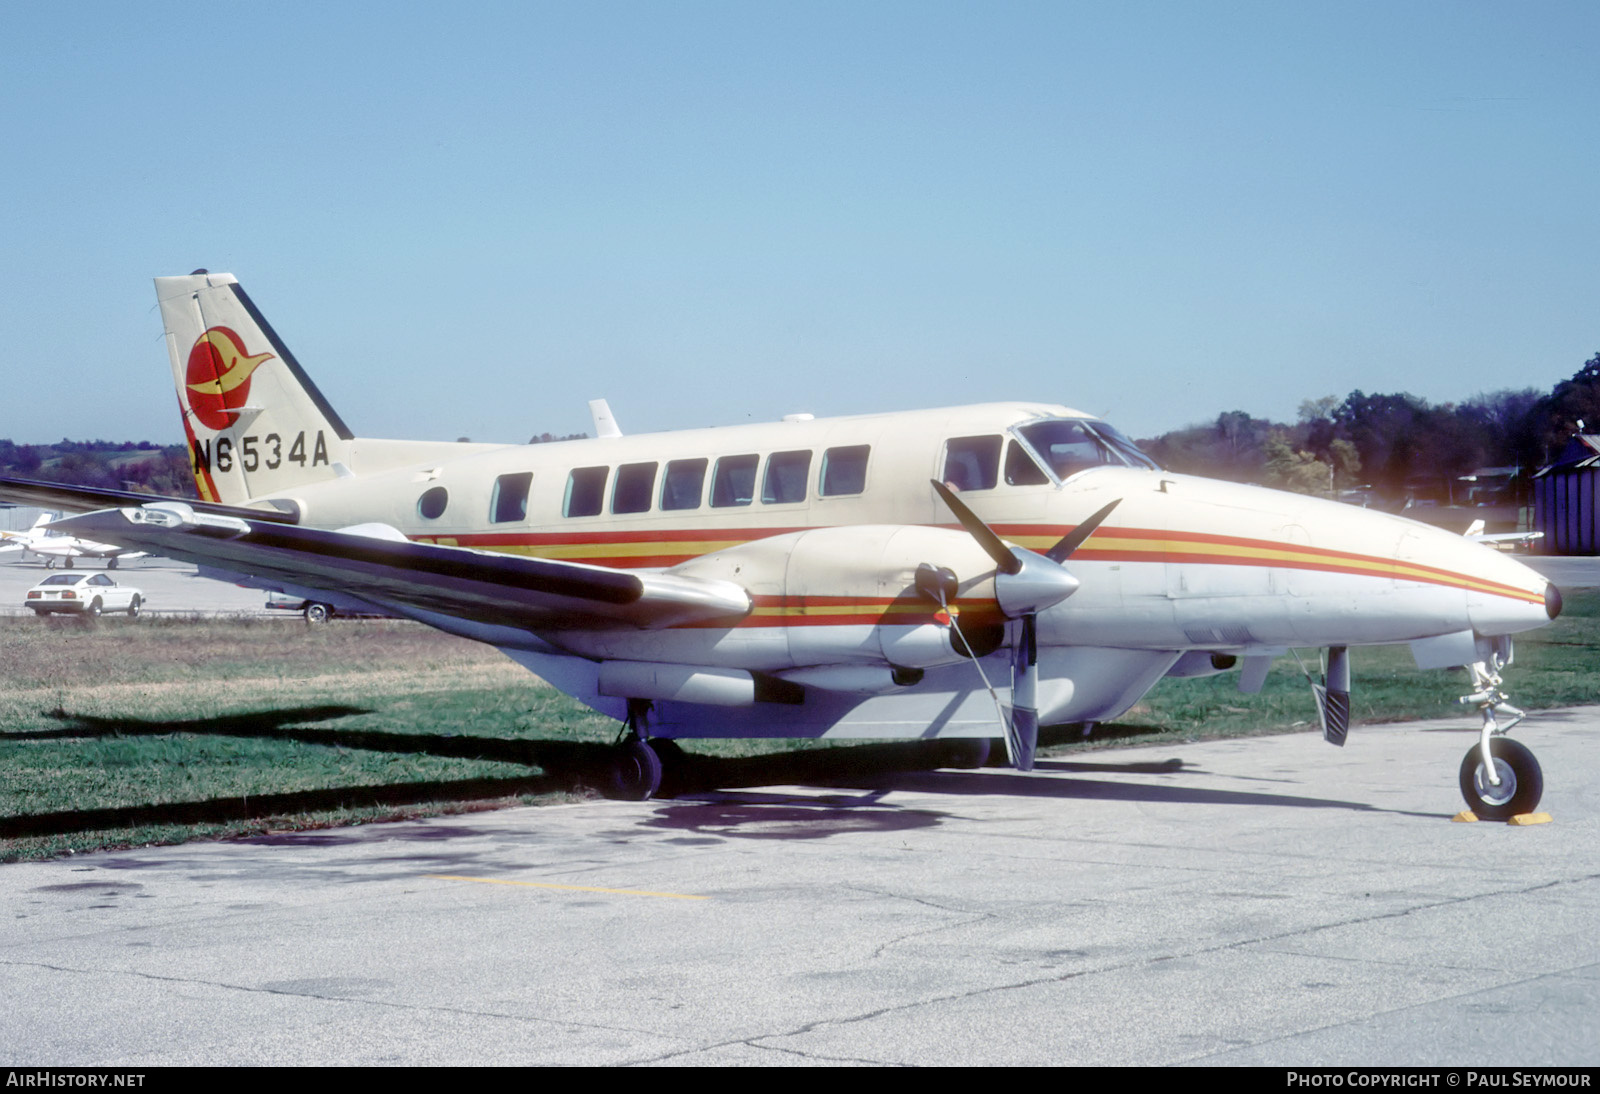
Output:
[564, 466, 608, 517]
[661, 458, 708, 511]
[820, 445, 870, 496]
[942, 436, 1002, 491]
[490, 472, 533, 523]
[711, 454, 758, 508]
[763, 450, 812, 504]
[612, 462, 658, 515]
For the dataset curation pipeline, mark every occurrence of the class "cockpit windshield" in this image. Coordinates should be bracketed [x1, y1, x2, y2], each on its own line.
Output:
[1011, 418, 1161, 482]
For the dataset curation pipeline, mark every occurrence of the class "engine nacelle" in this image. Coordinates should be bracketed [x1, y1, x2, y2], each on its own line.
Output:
[670, 525, 1002, 669]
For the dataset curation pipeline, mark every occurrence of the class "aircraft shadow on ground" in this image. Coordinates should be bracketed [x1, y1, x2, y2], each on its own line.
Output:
[2, 711, 1389, 840]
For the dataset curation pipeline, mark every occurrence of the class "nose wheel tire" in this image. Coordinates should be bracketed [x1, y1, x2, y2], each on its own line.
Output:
[1459, 737, 1543, 820]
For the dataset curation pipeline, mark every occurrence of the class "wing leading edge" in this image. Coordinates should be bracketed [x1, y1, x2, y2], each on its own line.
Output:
[52, 504, 751, 632]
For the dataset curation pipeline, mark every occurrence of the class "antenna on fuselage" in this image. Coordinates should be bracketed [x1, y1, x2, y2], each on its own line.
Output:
[590, 399, 623, 438]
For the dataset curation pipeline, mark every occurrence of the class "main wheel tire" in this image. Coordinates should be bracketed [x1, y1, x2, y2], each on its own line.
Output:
[304, 603, 331, 624]
[1460, 737, 1543, 820]
[607, 738, 664, 801]
[126, 595, 141, 620]
[64, 558, 73, 569]
[87, 598, 102, 618]
[108, 558, 118, 570]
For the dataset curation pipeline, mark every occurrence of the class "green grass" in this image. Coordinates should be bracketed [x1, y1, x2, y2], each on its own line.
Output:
[0, 618, 617, 859]
[3, 593, 1596, 861]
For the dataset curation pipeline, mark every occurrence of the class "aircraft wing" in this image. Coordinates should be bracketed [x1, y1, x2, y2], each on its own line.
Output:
[0, 475, 300, 525]
[52, 504, 752, 632]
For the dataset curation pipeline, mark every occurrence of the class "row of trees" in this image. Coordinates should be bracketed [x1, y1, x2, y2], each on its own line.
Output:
[0, 439, 196, 498]
[7, 352, 1600, 506]
[1137, 353, 1600, 503]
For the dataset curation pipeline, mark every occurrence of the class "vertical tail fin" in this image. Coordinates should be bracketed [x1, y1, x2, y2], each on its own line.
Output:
[157, 271, 355, 505]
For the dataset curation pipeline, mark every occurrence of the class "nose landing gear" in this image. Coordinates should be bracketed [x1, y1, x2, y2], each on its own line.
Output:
[1457, 659, 1541, 820]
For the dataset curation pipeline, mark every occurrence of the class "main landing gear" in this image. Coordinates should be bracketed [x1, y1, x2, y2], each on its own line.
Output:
[1457, 658, 1543, 819]
[608, 736, 664, 801]
[605, 700, 669, 801]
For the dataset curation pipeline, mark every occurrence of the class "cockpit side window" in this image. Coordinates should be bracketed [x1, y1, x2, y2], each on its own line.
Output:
[1004, 440, 1050, 486]
[942, 435, 1001, 491]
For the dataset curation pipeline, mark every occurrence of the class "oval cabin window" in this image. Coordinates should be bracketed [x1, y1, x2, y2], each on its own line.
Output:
[418, 486, 449, 520]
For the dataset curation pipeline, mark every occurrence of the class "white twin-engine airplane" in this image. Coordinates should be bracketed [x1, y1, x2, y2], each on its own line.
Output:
[5, 271, 1563, 815]
[0, 512, 146, 568]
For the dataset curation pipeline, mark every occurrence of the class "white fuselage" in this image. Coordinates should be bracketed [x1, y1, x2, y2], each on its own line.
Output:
[211, 401, 1551, 737]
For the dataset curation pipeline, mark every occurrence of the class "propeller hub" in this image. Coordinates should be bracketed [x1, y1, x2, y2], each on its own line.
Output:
[995, 546, 1080, 618]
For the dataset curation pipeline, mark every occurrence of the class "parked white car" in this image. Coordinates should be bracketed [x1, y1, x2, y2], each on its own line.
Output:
[26, 572, 145, 618]
[265, 593, 387, 623]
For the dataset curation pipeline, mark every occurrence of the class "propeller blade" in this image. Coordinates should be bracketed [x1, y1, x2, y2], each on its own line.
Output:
[930, 484, 1121, 774]
[1006, 614, 1040, 771]
[931, 480, 1020, 574]
[1045, 498, 1122, 563]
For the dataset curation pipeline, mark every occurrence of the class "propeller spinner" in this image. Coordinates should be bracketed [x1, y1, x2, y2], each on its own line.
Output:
[929, 482, 1121, 770]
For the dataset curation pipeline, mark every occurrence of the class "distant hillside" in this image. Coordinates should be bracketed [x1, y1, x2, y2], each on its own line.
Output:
[0, 439, 197, 498]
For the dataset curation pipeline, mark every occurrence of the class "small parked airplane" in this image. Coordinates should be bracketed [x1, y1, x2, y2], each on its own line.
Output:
[0, 271, 1563, 815]
[1465, 519, 1544, 552]
[0, 512, 147, 568]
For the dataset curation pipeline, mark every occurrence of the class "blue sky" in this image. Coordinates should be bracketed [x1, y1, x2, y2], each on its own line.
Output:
[2, 1, 1596, 446]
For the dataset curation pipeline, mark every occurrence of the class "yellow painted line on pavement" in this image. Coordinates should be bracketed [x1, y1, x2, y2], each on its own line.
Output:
[426, 874, 708, 901]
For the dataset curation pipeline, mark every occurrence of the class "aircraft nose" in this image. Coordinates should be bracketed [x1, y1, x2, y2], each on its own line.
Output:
[1458, 546, 1557, 638]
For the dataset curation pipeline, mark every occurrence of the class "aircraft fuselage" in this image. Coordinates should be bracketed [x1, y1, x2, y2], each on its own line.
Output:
[204, 399, 1551, 733]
